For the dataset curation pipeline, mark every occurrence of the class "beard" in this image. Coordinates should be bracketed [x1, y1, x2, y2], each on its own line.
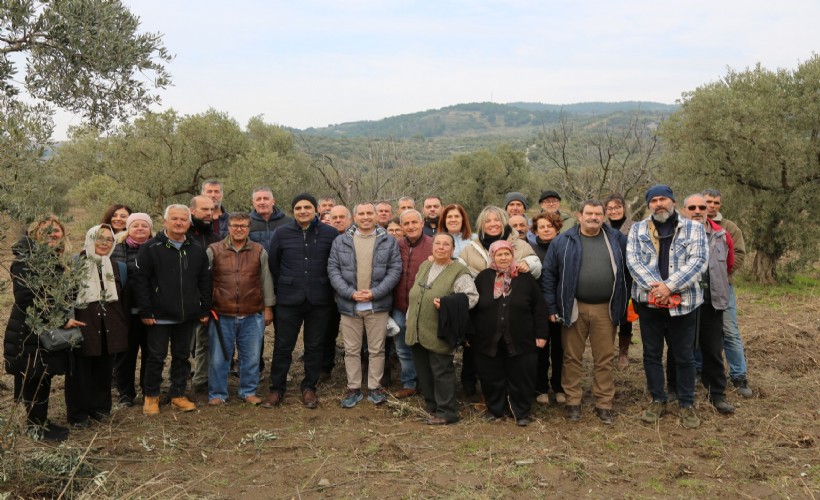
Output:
[652, 209, 671, 223]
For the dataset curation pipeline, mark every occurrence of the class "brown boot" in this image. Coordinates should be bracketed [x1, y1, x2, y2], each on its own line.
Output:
[618, 336, 631, 369]
[171, 396, 197, 412]
[143, 396, 160, 415]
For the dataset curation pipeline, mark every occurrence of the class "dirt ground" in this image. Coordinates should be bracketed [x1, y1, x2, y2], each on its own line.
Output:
[0, 216, 818, 498]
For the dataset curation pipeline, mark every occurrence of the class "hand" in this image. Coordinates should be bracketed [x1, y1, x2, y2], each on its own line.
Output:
[264, 307, 274, 326]
[63, 319, 86, 328]
[199, 316, 210, 325]
[549, 314, 560, 323]
[517, 261, 530, 273]
[536, 339, 547, 348]
[141, 318, 157, 326]
[649, 282, 672, 302]
[433, 298, 441, 310]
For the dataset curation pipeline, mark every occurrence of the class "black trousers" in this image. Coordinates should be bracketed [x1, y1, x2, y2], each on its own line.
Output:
[65, 349, 112, 423]
[412, 345, 458, 423]
[269, 302, 331, 394]
[476, 342, 537, 419]
[14, 366, 52, 427]
[668, 303, 727, 400]
[460, 344, 477, 390]
[321, 309, 342, 374]
[536, 321, 563, 394]
[144, 321, 195, 398]
[114, 313, 148, 400]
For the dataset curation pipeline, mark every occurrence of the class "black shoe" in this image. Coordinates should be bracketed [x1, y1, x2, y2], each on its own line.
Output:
[118, 395, 135, 407]
[29, 422, 70, 442]
[712, 399, 736, 414]
[731, 377, 753, 398]
[482, 412, 501, 422]
[70, 418, 91, 429]
[565, 405, 581, 422]
[90, 412, 110, 422]
[516, 417, 531, 427]
[593, 408, 614, 425]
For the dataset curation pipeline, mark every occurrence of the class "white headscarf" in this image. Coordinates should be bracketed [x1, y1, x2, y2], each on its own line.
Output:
[76, 224, 119, 305]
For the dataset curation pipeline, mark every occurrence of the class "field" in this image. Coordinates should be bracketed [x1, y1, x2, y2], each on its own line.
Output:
[1, 232, 818, 498]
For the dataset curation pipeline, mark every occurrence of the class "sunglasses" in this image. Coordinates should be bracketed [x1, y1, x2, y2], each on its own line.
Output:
[687, 205, 707, 211]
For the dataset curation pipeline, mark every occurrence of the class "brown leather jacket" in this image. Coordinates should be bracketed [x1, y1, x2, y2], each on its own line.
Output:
[209, 240, 265, 316]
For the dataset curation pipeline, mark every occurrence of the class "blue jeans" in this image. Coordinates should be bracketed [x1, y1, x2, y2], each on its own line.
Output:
[636, 304, 698, 407]
[208, 313, 264, 400]
[391, 309, 417, 389]
[722, 285, 747, 379]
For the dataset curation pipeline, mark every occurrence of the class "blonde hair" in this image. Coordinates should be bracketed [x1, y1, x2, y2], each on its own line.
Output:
[27, 214, 70, 254]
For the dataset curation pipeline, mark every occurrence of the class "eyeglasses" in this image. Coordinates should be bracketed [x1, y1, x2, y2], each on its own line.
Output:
[605, 205, 623, 212]
[541, 199, 560, 204]
[229, 224, 250, 230]
[95, 237, 114, 244]
[686, 205, 707, 211]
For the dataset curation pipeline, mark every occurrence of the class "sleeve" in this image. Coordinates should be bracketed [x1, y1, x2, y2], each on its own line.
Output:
[371, 237, 403, 300]
[327, 238, 356, 299]
[452, 273, 479, 308]
[530, 277, 550, 340]
[665, 223, 708, 293]
[259, 249, 276, 307]
[625, 224, 662, 292]
[541, 242, 560, 316]
[132, 244, 155, 319]
[197, 249, 212, 317]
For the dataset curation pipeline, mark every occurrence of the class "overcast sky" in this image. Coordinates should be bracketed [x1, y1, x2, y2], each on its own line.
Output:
[53, 0, 819, 138]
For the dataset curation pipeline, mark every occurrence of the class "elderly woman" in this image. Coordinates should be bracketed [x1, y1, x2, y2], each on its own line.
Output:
[437, 203, 474, 259]
[604, 193, 634, 368]
[471, 241, 549, 426]
[66, 224, 128, 427]
[101, 204, 133, 235]
[111, 213, 154, 406]
[457, 205, 541, 396]
[529, 212, 566, 404]
[3, 216, 84, 441]
[406, 233, 478, 425]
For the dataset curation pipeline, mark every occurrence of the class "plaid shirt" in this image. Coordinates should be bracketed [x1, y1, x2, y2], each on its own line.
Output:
[626, 214, 708, 316]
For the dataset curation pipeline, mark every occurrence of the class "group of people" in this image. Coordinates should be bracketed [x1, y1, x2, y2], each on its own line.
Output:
[4, 179, 753, 441]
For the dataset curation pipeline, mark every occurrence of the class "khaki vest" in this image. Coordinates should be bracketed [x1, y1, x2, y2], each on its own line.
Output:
[405, 261, 469, 354]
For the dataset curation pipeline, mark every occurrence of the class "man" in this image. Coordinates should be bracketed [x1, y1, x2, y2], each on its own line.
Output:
[187, 195, 223, 394]
[508, 215, 529, 237]
[202, 179, 229, 238]
[318, 196, 336, 214]
[391, 209, 433, 398]
[542, 200, 629, 425]
[668, 194, 736, 414]
[421, 196, 442, 236]
[539, 190, 576, 234]
[504, 192, 528, 218]
[206, 212, 274, 406]
[703, 188, 753, 398]
[321, 204, 353, 379]
[626, 185, 708, 429]
[376, 201, 394, 229]
[264, 194, 338, 409]
[249, 187, 291, 252]
[328, 202, 402, 408]
[397, 196, 415, 214]
[133, 205, 212, 415]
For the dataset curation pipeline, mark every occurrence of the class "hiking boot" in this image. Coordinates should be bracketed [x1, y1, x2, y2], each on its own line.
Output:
[711, 398, 736, 414]
[341, 389, 363, 408]
[171, 396, 196, 412]
[368, 387, 388, 405]
[565, 405, 581, 422]
[679, 406, 701, 429]
[594, 408, 614, 425]
[641, 401, 666, 423]
[731, 377, 753, 398]
[143, 396, 160, 415]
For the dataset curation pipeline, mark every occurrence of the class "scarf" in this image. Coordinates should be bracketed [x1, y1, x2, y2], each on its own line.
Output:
[480, 225, 512, 250]
[77, 224, 119, 305]
[488, 240, 518, 299]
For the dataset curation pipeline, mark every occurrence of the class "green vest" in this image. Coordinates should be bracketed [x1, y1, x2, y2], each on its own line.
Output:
[405, 261, 469, 354]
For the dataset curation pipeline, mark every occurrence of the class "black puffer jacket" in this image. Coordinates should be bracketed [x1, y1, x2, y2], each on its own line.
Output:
[3, 237, 70, 376]
[132, 231, 212, 322]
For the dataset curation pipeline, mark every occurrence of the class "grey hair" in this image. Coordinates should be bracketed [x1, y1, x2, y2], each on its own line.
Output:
[252, 186, 274, 198]
[398, 196, 415, 207]
[164, 204, 192, 221]
[702, 188, 722, 198]
[683, 193, 706, 206]
[201, 179, 222, 191]
[399, 209, 423, 223]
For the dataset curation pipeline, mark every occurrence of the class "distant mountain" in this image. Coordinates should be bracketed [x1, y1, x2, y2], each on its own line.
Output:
[296, 101, 677, 139]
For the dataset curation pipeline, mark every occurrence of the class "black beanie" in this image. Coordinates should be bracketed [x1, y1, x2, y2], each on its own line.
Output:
[291, 193, 317, 210]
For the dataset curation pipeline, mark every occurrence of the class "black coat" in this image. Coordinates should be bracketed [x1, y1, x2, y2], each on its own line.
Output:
[132, 231, 212, 322]
[470, 269, 549, 358]
[73, 252, 129, 357]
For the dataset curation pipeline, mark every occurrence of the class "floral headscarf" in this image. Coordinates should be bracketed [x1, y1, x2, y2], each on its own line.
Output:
[488, 240, 518, 299]
[77, 224, 119, 305]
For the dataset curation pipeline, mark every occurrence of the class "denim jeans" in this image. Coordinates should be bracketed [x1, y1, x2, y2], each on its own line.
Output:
[722, 285, 747, 379]
[208, 313, 264, 400]
[391, 309, 417, 389]
[636, 304, 698, 407]
[269, 302, 331, 394]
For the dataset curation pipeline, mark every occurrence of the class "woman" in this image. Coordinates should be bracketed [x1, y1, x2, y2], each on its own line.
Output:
[472, 241, 549, 426]
[405, 233, 478, 425]
[111, 213, 154, 406]
[437, 204, 474, 259]
[101, 204, 133, 235]
[66, 224, 128, 427]
[457, 205, 541, 396]
[386, 217, 404, 239]
[604, 193, 634, 368]
[529, 212, 566, 404]
[3, 215, 84, 442]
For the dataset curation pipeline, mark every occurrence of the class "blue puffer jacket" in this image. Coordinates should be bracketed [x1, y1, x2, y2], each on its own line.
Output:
[327, 226, 402, 316]
[268, 217, 338, 306]
[541, 225, 629, 327]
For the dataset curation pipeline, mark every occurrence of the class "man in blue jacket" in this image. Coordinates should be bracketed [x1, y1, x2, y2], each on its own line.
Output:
[328, 202, 402, 408]
[248, 187, 291, 252]
[263, 194, 338, 409]
[542, 199, 629, 425]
